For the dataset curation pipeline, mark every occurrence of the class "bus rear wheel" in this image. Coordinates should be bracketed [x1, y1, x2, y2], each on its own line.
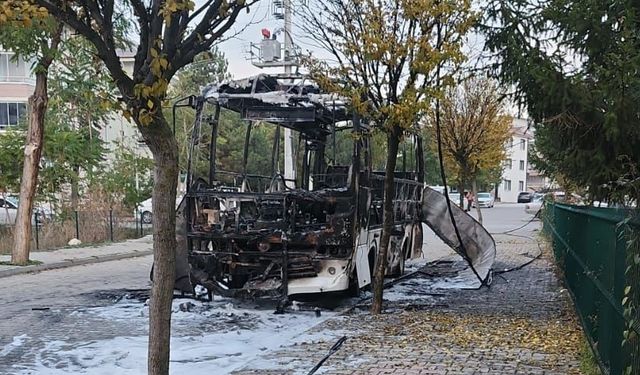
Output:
[390, 243, 406, 277]
[347, 269, 360, 297]
[367, 248, 376, 291]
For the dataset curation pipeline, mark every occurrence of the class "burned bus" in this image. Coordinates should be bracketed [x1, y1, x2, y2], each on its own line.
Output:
[173, 74, 426, 300]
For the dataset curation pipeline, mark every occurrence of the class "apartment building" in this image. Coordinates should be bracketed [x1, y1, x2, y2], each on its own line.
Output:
[99, 49, 150, 159]
[498, 118, 533, 202]
[0, 49, 32, 130]
[1, 47, 148, 157]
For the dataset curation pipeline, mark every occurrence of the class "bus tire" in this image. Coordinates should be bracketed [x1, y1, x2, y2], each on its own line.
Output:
[347, 269, 360, 297]
[411, 224, 423, 259]
[390, 243, 406, 277]
[367, 248, 376, 291]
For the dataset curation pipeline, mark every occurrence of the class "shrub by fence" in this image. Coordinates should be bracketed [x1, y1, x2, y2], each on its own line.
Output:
[543, 203, 640, 375]
[0, 210, 153, 254]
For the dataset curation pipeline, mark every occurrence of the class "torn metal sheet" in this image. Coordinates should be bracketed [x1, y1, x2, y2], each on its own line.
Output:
[421, 187, 496, 287]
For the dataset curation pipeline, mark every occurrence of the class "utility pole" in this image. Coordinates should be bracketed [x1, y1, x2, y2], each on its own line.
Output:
[282, 0, 295, 187]
[247, 0, 298, 187]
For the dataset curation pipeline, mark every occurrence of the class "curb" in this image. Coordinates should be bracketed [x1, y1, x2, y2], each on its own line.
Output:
[0, 249, 154, 278]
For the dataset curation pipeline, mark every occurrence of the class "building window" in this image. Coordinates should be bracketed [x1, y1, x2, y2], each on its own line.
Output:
[520, 139, 526, 150]
[0, 102, 27, 129]
[519, 160, 525, 170]
[0, 53, 30, 82]
[504, 159, 513, 169]
[503, 179, 512, 191]
[519, 181, 524, 191]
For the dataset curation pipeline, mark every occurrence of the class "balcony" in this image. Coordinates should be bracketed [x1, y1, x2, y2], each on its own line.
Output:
[0, 75, 36, 85]
[0, 53, 35, 85]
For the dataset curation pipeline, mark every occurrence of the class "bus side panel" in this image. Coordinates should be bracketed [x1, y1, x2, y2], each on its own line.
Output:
[354, 229, 373, 288]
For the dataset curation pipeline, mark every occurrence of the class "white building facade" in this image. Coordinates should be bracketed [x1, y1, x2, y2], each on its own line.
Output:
[0, 49, 33, 130]
[498, 118, 533, 202]
[99, 50, 150, 159]
[1, 47, 148, 159]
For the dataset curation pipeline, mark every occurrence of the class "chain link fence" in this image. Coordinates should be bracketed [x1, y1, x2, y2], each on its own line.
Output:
[543, 202, 640, 375]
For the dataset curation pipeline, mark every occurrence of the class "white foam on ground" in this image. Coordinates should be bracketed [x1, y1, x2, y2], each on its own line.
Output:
[383, 282, 437, 302]
[18, 299, 336, 375]
[0, 334, 29, 357]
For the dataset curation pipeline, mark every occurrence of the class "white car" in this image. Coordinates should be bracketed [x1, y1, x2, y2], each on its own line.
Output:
[525, 191, 567, 215]
[447, 192, 463, 207]
[136, 195, 184, 224]
[0, 196, 53, 225]
[0, 196, 18, 225]
[525, 194, 545, 215]
[473, 192, 495, 208]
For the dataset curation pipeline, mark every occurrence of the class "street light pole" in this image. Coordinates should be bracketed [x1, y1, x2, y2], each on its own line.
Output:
[283, 0, 296, 187]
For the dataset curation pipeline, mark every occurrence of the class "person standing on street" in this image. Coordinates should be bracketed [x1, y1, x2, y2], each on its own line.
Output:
[465, 191, 474, 212]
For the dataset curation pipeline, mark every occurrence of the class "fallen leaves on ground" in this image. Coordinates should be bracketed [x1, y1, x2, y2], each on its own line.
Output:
[336, 310, 584, 373]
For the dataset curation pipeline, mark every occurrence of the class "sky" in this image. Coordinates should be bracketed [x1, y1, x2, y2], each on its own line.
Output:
[215, 1, 297, 79]
[209, 1, 527, 119]
[214, 2, 488, 81]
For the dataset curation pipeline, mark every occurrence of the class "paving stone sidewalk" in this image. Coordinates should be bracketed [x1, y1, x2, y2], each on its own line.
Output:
[0, 235, 153, 278]
[233, 231, 585, 375]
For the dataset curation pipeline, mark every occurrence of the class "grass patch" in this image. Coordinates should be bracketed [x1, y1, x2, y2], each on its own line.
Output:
[579, 338, 602, 375]
[0, 259, 43, 266]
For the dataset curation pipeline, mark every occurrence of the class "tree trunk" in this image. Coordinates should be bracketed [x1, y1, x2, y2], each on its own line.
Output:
[458, 179, 465, 208]
[371, 126, 401, 314]
[11, 71, 48, 265]
[473, 177, 483, 224]
[139, 113, 179, 375]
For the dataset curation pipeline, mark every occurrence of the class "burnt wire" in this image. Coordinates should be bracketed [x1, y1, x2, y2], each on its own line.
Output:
[492, 206, 542, 235]
[490, 206, 544, 275]
[306, 336, 348, 375]
[492, 232, 544, 275]
[433, 21, 485, 286]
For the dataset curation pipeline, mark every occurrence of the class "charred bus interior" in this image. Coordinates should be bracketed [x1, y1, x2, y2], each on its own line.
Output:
[177, 74, 426, 302]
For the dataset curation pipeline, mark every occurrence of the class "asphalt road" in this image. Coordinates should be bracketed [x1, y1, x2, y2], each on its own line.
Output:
[470, 202, 539, 235]
[421, 202, 539, 260]
[0, 256, 154, 372]
[0, 203, 536, 374]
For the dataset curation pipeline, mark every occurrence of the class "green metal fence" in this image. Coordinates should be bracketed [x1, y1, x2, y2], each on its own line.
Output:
[543, 203, 640, 375]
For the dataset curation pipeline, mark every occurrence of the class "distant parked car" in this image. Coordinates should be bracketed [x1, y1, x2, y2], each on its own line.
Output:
[473, 192, 495, 208]
[0, 196, 53, 225]
[517, 192, 533, 203]
[135, 195, 185, 224]
[0, 196, 18, 225]
[447, 192, 463, 207]
[552, 191, 566, 201]
[525, 194, 544, 215]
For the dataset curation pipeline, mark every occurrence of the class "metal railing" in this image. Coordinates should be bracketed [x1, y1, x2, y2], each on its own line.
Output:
[543, 203, 640, 375]
[0, 210, 152, 254]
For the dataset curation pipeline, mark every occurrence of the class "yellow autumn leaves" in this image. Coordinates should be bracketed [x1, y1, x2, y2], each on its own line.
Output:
[305, 0, 476, 136]
[429, 78, 512, 185]
[159, 0, 194, 25]
[0, 1, 47, 26]
[351, 310, 584, 374]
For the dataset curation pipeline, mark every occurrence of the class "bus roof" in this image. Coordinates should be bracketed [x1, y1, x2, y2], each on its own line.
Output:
[201, 74, 352, 139]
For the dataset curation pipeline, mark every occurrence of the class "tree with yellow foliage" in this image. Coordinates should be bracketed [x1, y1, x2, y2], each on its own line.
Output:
[1, 1, 254, 374]
[300, 0, 475, 313]
[428, 77, 511, 224]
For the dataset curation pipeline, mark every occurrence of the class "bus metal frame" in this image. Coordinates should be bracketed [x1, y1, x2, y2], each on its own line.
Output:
[178, 74, 425, 306]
